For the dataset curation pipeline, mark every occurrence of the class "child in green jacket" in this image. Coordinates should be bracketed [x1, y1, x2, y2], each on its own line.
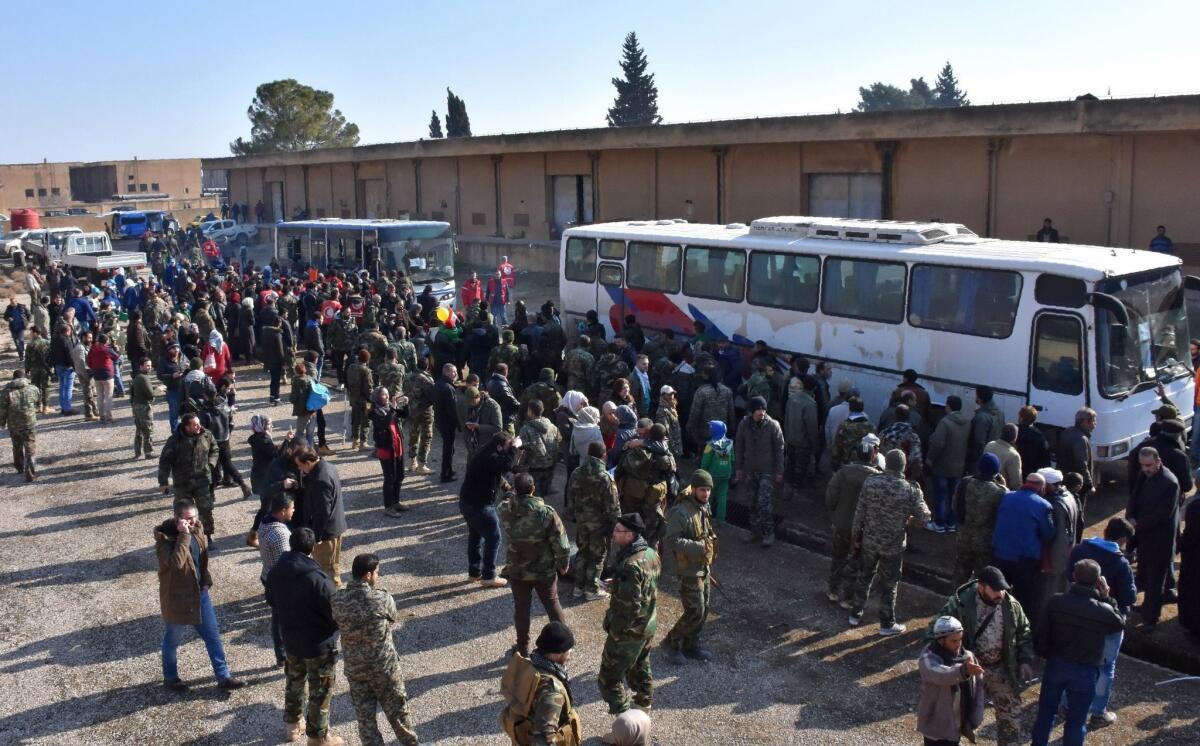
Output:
[699, 419, 734, 523]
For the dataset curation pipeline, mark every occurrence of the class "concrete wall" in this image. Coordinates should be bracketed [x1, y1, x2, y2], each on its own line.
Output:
[459, 156, 495, 237]
[657, 147, 718, 223]
[1130, 132, 1200, 248]
[893, 137, 989, 228]
[725, 143, 802, 224]
[500, 152, 547, 239]
[994, 135, 1114, 245]
[1, 158, 202, 213]
[597, 149, 655, 222]
[420, 158, 458, 226]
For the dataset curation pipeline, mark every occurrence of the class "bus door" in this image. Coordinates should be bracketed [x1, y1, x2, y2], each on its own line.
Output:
[597, 263, 625, 340]
[1027, 311, 1086, 429]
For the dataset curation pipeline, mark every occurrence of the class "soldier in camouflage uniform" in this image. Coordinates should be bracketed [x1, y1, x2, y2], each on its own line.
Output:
[686, 368, 734, 449]
[0, 370, 41, 481]
[403, 358, 436, 474]
[501, 621, 581, 746]
[954, 453, 1007, 584]
[570, 441, 620, 600]
[130, 357, 156, 460]
[831, 397, 875, 470]
[331, 553, 419, 746]
[653, 386, 682, 459]
[328, 309, 359, 388]
[498, 474, 571, 656]
[734, 397, 785, 547]
[517, 400, 561, 500]
[278, 290, 300, 335]
[389, 327, 418, 376]
[598, 513, 660, 714]
[662, 470, 718, 664]
[23, 327, 51, 414]
[592, 345, 630, 404]
[158, 413, 219, 539]
[376, 347, 408, 401]
[824, 435, 881, 604]
[563, 336, 595, 400]
[346, 349, 375, 449]
[848, 449, 931, 634]
[488, 329, 525, 386]
[615, 424, 677, 545]
[359, 325, 390, 378]
[520, 368, 562, 429]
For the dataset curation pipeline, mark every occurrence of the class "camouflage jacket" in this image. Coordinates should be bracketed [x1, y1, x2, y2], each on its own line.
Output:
[687, 382, 734, 442]
[390, 339, 418, 373]
[850, 470, 931, 554]
[499, 494, 571, 582]
[568, 456, 620, 529]
[359, 330, 390, 369]
[956, 475, 1008, 553]
[376, 361, 407, 399]
[330, 580, 400, 678]
[24, 337, 50, 374]
[328, 317, 359, 352]
[654, 404, 683, 457]
[831, 415, 876, 470]
[404, 371, 436, 412]
[488, 343, 525, 382]
[278, 294, 300, 327]
[521, 382, 563, 425]
[665, 490, 717, 577]
[0, 378, 40, 434]
[592, 353, 630, 399]
[518, 417, 561, 471]
[563, 348, 594, 393]
[345, 362, 374, 404]
[525, 652, 580, 746]
[98, 308, 121, 338]
[157, 428, 219, 488]
[603, 538, 660, 640]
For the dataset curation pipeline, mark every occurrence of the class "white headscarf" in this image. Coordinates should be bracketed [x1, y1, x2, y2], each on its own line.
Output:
[209, 330, 224, 353]
[562, 390, 587, 415]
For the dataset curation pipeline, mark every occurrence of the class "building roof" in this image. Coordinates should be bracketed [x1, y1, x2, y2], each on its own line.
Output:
[276, 218, 450, 232]
[204, 94, 1200, 170]
[565, 217, 1181, 282]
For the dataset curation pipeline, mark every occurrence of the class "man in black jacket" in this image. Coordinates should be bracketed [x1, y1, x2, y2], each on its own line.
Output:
[434, 363, 460, 482]
[265, 528, 344, 745]
[1030, 559, 1125, 746]
[1056, 408, 1096, 519]
[458, 432, 519, 588]
[487, 363, 521, 430]
[292, 448, 347, 589]
[1126, 446, 1181, 627]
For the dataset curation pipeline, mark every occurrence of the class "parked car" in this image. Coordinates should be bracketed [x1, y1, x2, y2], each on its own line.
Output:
[201, 219, 257, 245]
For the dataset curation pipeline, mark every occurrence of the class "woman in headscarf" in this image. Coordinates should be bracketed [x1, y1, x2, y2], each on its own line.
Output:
[246, 414, 289, 548]
[917, 616, 985, 745]
[554, 390, 589, 507]
[608, 404, 639, 469]
[237, 296, 256, 361]
[599, 400, 619, 455]
[203, 329, 232, 385]
[370, 385, 411, 517]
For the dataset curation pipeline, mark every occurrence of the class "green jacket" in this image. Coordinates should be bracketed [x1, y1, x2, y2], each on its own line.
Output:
[824, 461, 881, 534]
[130, 372, 156, 406]
[699, 439, 734, 481]
[0, 378, 40, 434]
[568, 456, 620, 530]
[157, 428, 218, 488]
[499, 494, 570, 582]
[603, 538, 660, 641]
[927, 581, 1034, 688]
[665, 490, 717, 577]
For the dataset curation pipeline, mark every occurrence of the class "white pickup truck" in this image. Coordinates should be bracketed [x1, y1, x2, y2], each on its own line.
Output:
[201, 219, 258, 246]
[28, 231, 147, 276]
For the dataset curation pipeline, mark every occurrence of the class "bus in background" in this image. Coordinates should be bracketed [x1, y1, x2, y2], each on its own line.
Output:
[275, 218, 457, 307]
[560, 216, 1197, 463]
[110, 211, 149, 239]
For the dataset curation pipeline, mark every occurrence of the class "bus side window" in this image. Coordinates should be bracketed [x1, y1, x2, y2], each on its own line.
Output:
[565, 238, 597, 282]
[1032, 314, 1083, 395]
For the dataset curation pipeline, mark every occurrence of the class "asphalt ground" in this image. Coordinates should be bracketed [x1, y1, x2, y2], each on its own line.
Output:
[0, 260, 1199, 744]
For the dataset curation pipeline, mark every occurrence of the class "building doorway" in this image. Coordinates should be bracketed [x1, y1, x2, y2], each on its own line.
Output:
[552, 175, 593, 237]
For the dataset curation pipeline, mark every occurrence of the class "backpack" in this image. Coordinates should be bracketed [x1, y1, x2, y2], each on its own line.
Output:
[306, 381, 331, 411]
[499, 654, 581, 746]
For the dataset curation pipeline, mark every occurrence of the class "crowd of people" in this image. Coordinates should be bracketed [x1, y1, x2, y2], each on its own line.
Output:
[3, 235, 1200, 745]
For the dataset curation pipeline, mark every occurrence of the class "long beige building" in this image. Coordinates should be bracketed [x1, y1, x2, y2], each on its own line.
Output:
[0, 158, 217, 217]
[204, 95, 1200, 268]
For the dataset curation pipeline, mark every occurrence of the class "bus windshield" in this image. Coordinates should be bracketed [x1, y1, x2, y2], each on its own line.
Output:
[380, 228, 454, 285]
[1096, 266, 1191, 397]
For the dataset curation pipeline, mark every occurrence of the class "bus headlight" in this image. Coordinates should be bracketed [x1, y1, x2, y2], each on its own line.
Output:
[1097, 439, 1131, 459]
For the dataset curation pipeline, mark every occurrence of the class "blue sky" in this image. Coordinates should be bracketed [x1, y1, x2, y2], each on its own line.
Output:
[5, 0, 1197, 162]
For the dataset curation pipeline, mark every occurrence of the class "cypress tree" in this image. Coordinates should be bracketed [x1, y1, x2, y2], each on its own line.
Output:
[606, 32, 662, 127]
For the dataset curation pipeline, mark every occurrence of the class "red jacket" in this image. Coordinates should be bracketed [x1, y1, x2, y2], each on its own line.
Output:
[498, 261, 516, 289]
[461, 279, 483, 308]
[86, 343, 117, 378]
[486, 277, 509, 305]
[203, 342, 232, 383]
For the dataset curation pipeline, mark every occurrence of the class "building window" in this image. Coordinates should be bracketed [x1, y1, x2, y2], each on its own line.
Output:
[151, 182, 160, 192]
[808, 173, 883, 218]
[51, 187, 61, 196]
[627, 242, 682, 294]
[139, 183, 148, 192]
[431, 210, 445, 221]
[748, 252, 820, 312]
[24, 189, 34, 198]
[37, 188, 47, 197]
[564, 237, 597, 283]
[909, 265, 1022, 338]
[599, 239, 626, 259]
[684, 245, 746, 302]
[471, 212, 487, 226]
[821, 258, 906, 323]
[513, 213, 530, 228]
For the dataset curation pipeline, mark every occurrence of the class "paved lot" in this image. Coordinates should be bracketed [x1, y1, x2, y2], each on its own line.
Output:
[1, 263, 1200, 744]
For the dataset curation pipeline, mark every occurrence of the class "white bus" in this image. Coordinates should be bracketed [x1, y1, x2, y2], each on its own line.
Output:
[275, 218, 457, 305]
[560, 216, 1197, 463]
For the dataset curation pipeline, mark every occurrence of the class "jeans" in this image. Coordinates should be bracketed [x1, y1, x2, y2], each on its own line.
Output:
[1091, 630, 1123, 715]
[262, 580, 285, 661]
[490, 301, 508, 326]
[165, 388, 181, 433]
[268, 365, 283, 401]
[161, 589, 231, 682]
[932, 475, 959, 528]
[1032, 657, 1098, 746]
[12, 329, 24, 359]
[296, 413, 316, 448]
[459, 500, 500, 580]
[55, 365, 75, 412]
[113, 363, 125, 396]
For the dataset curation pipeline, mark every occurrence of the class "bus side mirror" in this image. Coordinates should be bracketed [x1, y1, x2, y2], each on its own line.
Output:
[1088, 292, 1129, 328]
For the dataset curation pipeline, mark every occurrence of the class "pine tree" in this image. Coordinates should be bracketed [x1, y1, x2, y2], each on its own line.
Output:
[428, 110, 444, 138]
[445, 88, 472, 137]
[606, 32, 662, 127]
[932, 62, 970, 107]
